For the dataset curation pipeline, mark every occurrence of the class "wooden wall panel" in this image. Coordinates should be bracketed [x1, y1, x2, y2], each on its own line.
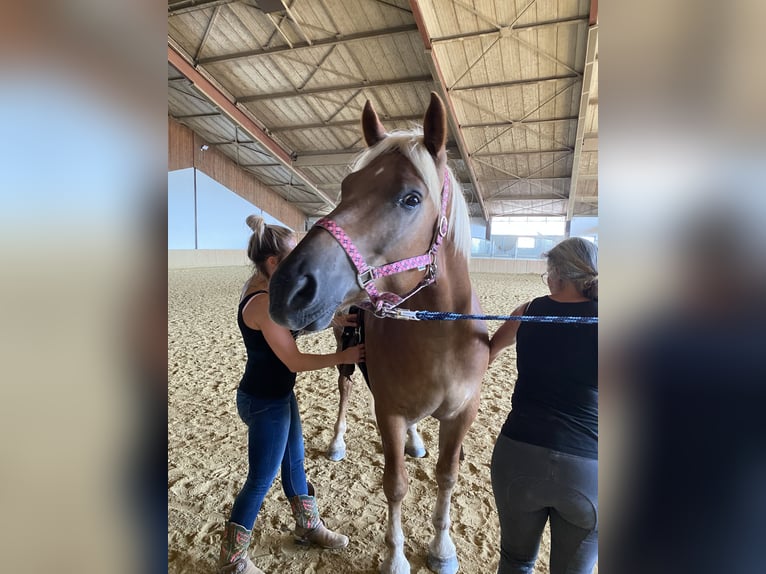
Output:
[168, 118, 305, 231]
[168, 118, 194, 171]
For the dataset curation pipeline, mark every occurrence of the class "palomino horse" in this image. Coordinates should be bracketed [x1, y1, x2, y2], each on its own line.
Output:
[270, 93, 489, 574]
[326, 308, 364, 462]
[327, 307, 427, 462]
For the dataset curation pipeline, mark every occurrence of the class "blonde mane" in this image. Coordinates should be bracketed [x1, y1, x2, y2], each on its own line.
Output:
[350, 129, 471, 260]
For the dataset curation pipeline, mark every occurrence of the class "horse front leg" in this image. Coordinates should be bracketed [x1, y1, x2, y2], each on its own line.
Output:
[326, 372, 352, 461]
[378, 416, 410, 574]
[427, 414, 476, 574]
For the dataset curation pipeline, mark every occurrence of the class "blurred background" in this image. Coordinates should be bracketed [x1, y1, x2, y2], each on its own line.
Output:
[599, 1, 766, 573]
[0, 1, 166, 572]
[0, 0, 764, 572]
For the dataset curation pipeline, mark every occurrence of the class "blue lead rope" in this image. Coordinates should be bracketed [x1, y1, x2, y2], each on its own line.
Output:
[381, 308, 598, 324]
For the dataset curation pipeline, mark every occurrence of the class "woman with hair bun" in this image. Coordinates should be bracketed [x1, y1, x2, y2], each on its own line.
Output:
[217, 215, 364, 574]
[489, 237, 598, 574]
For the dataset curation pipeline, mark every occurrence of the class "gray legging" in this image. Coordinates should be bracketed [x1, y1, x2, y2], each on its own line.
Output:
[491, 435, 598, 574]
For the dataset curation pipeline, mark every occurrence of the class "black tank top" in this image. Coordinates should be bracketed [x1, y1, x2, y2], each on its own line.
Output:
[237, 290, 297, 399]
[500, 295, 598, 459]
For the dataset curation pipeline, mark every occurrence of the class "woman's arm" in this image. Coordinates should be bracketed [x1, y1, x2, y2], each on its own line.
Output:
[243, 294, 364, 373]
[488, 301, 528, 365]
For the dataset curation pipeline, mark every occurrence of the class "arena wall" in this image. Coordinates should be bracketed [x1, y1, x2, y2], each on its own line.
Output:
[168, 250, 546, 274]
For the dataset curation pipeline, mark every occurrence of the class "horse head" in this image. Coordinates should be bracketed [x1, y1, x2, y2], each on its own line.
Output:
[269, 92, 464, 331]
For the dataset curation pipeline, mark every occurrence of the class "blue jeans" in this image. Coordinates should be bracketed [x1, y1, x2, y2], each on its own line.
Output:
[228, 390, 309, 529]
[491, 435, 598, 574]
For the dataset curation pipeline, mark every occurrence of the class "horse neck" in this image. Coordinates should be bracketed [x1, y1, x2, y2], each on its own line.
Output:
[410, 237, 472, 312]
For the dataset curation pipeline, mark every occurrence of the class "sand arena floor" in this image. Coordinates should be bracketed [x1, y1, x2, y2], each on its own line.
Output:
[169, 267, 583, 573]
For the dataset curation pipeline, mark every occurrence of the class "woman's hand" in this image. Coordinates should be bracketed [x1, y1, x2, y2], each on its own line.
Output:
[340, 343, 365, 364]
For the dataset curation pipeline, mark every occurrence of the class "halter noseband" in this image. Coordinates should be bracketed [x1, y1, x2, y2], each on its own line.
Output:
[314, 170, 451, 317]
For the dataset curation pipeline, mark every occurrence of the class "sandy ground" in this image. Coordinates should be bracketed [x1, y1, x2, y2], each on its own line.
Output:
[169, 267, 580, 573]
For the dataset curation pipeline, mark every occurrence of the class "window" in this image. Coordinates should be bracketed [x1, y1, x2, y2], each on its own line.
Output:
[517, 236, 535, 249]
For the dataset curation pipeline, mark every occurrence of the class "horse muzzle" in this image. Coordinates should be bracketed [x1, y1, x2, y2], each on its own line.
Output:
[269, 228, 359, 331]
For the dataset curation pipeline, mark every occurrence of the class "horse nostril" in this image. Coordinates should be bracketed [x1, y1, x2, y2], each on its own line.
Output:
[288, 273, 318, 309]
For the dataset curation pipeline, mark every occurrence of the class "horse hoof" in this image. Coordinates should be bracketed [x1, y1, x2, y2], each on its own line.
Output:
[379, 557, 410, 574]
[326, 447, 346, 461]
[326, 440, 346, 461]
[404, 444, 427, 458]
[426, 553, 458, 574]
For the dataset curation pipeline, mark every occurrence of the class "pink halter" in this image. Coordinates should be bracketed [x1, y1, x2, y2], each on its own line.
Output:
[314, 170, 451, 316]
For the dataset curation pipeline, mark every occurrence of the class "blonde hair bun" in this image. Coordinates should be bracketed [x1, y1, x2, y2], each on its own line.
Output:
[246, 214, 265, 236]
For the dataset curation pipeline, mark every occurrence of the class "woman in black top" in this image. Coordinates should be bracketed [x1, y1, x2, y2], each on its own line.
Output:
[217, 216, 364, 574]
[489, 237, 598, 574]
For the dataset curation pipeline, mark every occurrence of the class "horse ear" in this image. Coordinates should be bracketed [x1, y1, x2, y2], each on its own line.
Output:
[362, 100, 387, 147]
[422, 92, 447, 158]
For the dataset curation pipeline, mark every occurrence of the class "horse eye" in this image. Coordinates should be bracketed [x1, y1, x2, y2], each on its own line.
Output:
[400, 192, 421, 209]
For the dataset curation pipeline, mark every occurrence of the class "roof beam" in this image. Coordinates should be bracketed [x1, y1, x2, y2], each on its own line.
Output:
[168, 41, 336, 210]
[281, 1, 313, 46]
[473, 148, 572, 158]
[271, 114, 421, 132]
[295, 143, 460, 166]
[581, 134, 598, 152]
[238, 75, 432, 102]
[566, 21, 598, 222]
[375, 0, 412, 14]
[168, 0, 236, 17]
[430, 6, 584, 78]
[293, 152, 358, 167]
[450, 73, 579, 92]
[430, 16, 588, 44]
[493, 208, 566, 217]
[461, 116, 577, 129]
[198, 24, 418, 65]
[491, 194, 570, 201]
[409, 0, 489, 224]
[453, 85, 578, 152]
[478, 152, 573, 195]
[273, 116, 577, 134]
[480, 176, 571, 183]
[194, 5, 221, 62]
[170, 112, 221, 120]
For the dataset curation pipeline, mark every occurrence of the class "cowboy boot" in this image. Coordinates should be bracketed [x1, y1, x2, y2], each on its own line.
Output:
[289, 495, 349, 549]
[217, 522, 266, 574]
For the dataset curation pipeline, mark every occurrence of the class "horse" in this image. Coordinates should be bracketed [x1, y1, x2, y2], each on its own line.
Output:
[326, 307, 363, 462]
[269, 93, 490, 574]
[327, 306, 427, 462]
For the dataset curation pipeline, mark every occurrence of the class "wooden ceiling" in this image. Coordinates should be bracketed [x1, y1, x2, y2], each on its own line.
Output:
[168, 0, 598, 225]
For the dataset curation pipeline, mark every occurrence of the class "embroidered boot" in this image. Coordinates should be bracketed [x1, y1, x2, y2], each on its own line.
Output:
[289, 495, 349, 549]
[217, 522, 266, 574]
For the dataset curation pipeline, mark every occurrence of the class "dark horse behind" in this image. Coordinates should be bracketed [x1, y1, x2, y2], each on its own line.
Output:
[270, 93, 489, 574]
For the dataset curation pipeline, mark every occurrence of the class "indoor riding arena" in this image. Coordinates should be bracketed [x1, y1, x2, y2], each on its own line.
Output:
[168, 1, 598, 572]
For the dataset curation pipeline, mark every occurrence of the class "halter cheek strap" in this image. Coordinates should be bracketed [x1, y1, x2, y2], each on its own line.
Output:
[315, 170, 452, 315]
